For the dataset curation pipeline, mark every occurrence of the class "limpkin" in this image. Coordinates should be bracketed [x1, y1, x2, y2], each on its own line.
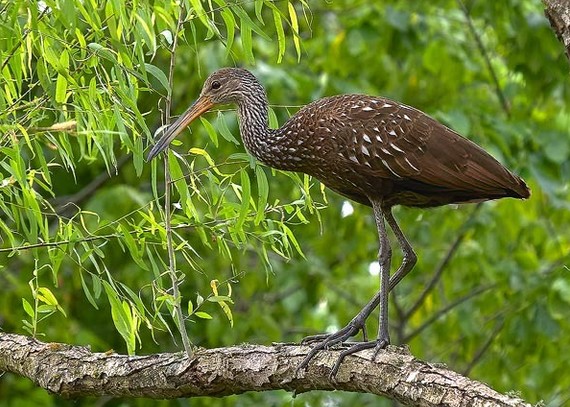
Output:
[147, 67, 530, 376]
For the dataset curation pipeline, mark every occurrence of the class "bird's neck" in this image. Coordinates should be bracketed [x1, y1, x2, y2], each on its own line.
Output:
[237, 93, 271, 153]
[237, 92, 299, 171]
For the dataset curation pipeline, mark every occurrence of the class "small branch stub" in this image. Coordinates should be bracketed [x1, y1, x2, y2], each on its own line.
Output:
[0, 332, 532, 406]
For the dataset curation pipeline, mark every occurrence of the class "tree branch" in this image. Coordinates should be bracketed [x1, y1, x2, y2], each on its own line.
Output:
[0, 332, 532, 406]
[543, 0, 570, 63]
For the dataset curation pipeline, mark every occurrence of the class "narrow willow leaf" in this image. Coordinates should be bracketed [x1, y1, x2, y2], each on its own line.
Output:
[272, 8, 286, 63]
[144, 63, 170, 95]
[233, 6, 271, 40]
[119, 283, 147, 319]
[282, 224, 305, 258]
[74, 27, 87, 59]
[240, 21, 254, 64]
[121, 301, 137, 355]
[118, 226, 145, 270]
[236, 169, 251, 230]
[88, 43, 118, 64]
[134, 12, 157, 53]
[220, 7, 236, 55]
[217, 112, 240, 144]
[218, 300, 234, 327]
[133, 136, 144, 177]
[37, 305, 56, 314]
[189, 0, 213, 35]
[22, 298, 34, 318]
[55, 74, 68, 103]
[288, 1, 301, 62]
[254, 166, 269, 225]
[195, 311, 212, 319]
[168, 151, 193, 218]
[254, 0, 264, 24]
[37, 287, 58, 306]
[199, 117, 219, 147]
[0, 219, 16, 248]
[59, 48, 70, 70]
[103, 281, 133, 353]
[189, 147, 224, 176]
[207, 295, 233, 303]
[80, 271, 99, 309]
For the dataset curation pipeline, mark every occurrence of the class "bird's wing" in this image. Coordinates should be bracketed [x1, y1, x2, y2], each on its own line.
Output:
[326, 95, 524, 196]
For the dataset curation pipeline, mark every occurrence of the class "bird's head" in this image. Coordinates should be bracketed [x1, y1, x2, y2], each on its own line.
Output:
[146, 68, 260, 161]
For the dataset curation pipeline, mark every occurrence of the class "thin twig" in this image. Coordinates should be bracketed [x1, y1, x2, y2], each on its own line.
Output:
[163, 6, 192, 357]
[51, 154, 131, 216]
[457, 0, 511, 117]
[403, 284, 494, 343]
[403, 203, 482, 321]
[462, 318, 504, 375]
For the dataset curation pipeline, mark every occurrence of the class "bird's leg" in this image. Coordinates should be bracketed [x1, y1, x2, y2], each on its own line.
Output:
[297, 200, 394, 377]
[325, 202, 393, 375]
[327, 205, 416, 377]
[375, 202, 392, 347]
[385, 208, 417, 291]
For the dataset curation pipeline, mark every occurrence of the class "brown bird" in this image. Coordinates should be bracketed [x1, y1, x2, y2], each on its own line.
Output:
[146, 67, 530, 376]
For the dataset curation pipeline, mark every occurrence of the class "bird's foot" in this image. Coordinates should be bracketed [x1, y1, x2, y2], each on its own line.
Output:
[296, 320, 364, 376]
[329, 336, 389, 378]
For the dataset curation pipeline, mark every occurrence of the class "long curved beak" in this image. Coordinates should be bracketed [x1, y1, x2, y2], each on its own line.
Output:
[146, 96, 215, 161]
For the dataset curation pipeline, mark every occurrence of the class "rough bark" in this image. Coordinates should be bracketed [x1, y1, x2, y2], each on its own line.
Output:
[0, 332, 532, 406]
[543, 0, 570, 62]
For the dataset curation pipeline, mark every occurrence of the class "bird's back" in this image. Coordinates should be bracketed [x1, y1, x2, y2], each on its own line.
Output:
[278, 94, 530, 207]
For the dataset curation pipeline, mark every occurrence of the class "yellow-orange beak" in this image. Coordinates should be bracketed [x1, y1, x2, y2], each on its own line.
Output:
[146, 96, 215, 161]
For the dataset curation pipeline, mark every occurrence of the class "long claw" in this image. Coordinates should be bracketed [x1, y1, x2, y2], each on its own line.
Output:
[329, 337, 389, 379]
[296, 309, 375, 376]
[296, 324, 362, 376]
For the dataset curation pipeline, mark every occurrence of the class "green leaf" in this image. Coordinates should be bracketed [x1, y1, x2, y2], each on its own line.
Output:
[37, 287, 58, 306]
[88, 42, 118, 63]
[233, 6, 270, 41]
[22, 298, 34, 318]
[199, 117, 219, 147]
[194, 311, 212, 319]
[255, 166, 269, 225]
[288, 1, 301, 62]
[144, 63, 170, 95]
[217, 112, 240, 144]
[55, 74, 67, 103]
[168, 151, 197, 220]
[282, 224, 305, 259]
[206, 295, 234, 303]
[189, 0, 213, 35]
[240, 20, 254, 64]
[80, 271, 99, 309]
[37, 304, 56, 314]
[220, 6, 236, 55]
[103, 281, 135, 354]
[236, 169, 251, 230]
[118, 224, 148, 270]
[272, 8, 286, 63]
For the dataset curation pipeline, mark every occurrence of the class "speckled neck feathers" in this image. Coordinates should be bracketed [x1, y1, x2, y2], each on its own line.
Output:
[236, 80, 305, 171]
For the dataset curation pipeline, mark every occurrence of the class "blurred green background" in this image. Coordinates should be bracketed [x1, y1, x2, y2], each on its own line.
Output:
[0, 0, 569, 405]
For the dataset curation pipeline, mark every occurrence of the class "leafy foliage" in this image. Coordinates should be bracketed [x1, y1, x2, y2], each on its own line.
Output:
[0, 0, 569, 406]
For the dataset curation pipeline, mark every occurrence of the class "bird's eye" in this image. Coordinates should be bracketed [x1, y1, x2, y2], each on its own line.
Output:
[211, 81, 221, 90]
